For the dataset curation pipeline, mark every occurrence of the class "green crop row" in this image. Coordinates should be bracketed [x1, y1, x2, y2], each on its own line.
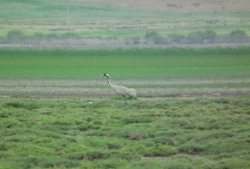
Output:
[0, 47, 249, 79]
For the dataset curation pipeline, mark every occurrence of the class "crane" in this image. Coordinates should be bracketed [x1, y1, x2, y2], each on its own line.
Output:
[104, 73, 137, 99]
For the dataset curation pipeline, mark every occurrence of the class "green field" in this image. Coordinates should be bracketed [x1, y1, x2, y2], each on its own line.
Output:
[1, 0, 250, 168]
[1, 48, 250, 80]
[0, 97, 250, 169]
[0, 0, 250, 39]
[0, 47, 250, 169]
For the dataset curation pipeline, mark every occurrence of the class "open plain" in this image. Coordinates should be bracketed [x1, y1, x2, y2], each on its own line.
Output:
[0, 47, 250, 169]
[1, 0, 250, 168]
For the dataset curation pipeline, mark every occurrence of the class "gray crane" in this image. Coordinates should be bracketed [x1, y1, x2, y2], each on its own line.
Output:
[104, 73, 137, 98]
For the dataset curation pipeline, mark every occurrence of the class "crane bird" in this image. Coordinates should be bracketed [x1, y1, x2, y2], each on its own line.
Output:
[104, 73, 137, 99]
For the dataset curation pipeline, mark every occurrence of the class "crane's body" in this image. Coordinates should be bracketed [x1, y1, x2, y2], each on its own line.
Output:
[104, 73, 137, 98]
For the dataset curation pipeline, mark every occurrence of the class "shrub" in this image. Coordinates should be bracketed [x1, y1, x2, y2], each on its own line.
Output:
[46, 33, 60, 39]
[168, 33, 185, 42]
[32, 32, 46, 39]
[60, 32, 79, 39]
[202, 30, 217, 40]
[7, 30, 25, 40]
[187, 30, 217, 43]
[144, 31, 163, 44]
[228, 30, 247, 39]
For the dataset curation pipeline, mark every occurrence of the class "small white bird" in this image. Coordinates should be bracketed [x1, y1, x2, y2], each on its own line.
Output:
[104, 73, 137, 98]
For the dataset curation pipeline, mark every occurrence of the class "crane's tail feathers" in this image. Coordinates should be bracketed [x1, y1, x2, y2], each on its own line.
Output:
[129, 88, 137, 98]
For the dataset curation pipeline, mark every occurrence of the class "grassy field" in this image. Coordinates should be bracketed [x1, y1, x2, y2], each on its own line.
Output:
[0, 97, 250, 169]
[0, 0, 249, 39]
[1, 47, 250, 98]
[1, 1, 250, 168]
[0, 47, 250, 80]
[0, 47, 250, 168]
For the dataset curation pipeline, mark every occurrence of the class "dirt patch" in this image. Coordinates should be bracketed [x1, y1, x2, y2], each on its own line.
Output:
[0, 79, 249, 99]
[1, 39, 250, 49]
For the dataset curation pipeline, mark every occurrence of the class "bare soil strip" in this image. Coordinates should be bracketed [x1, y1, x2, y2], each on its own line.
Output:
[0, 79, 250, 98]
[1, 40, 250, 49]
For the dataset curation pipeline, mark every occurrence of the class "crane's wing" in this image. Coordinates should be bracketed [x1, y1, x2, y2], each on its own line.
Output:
[110, 83, 136, 98]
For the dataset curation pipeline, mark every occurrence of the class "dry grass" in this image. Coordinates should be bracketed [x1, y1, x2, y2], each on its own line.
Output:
[87, 0, 250, 12]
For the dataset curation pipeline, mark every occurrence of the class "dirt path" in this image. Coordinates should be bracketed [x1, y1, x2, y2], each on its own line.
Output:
[1, 39, 250, 49]
[0, 79, 250, 98]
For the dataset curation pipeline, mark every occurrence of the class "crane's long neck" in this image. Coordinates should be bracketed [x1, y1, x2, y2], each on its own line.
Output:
[106, 76, 111, 85]
[106, 76, 116, 89]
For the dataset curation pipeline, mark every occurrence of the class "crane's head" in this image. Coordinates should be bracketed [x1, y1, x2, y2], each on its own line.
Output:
[103, 73, 110, 78]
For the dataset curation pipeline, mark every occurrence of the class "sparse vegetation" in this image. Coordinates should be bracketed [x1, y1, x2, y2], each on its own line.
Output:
[144, 31, 163, 44]
[2, 29, 249, 46]
[0, 0, 249, 46]
[186, 30, 217, 43]
[228, 29, 248, 40]
[6, 30, 25, 40]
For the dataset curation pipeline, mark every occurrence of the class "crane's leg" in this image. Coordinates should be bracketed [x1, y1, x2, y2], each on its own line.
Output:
[124, 97, 128, 107]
